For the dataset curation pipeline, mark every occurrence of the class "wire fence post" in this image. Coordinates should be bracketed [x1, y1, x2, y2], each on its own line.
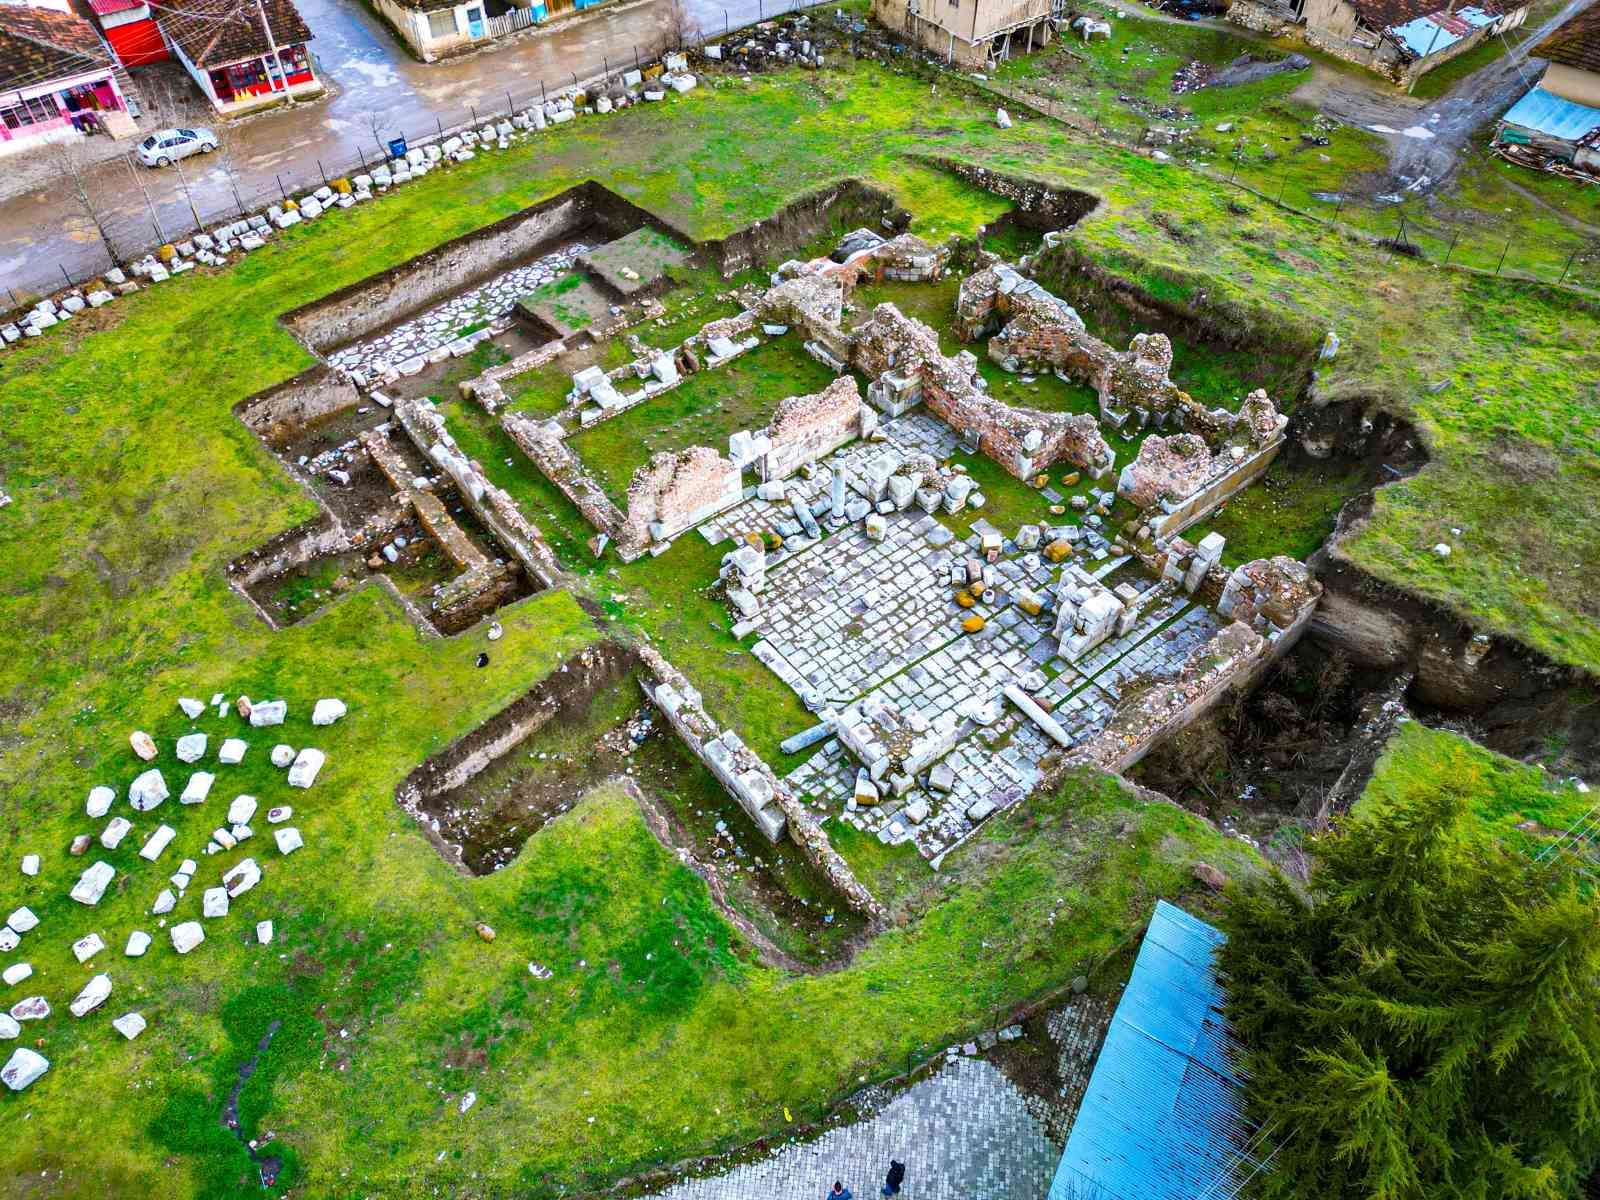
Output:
[1443, 229, 1458, 265]
[506, 89, 515, 115]
[1495, 235, 1511, 276]
[437, 116, 445, 139]
[275, 173, 287, 202]
[1559, 245, 1578, 285]
[1276, 174, 1287, 207]
[59, 264, 73, 289]
[318, 159, 328, 186]
[470, 103, 479, 127]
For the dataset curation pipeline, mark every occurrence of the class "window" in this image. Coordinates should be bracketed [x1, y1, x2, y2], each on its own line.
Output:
[427, 8, 456, 38]
[0, 96, 59, 130]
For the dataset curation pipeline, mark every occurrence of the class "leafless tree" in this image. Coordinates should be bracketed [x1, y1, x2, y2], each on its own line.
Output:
[42, 135, 122, 270]
[660, 0, 702, 54]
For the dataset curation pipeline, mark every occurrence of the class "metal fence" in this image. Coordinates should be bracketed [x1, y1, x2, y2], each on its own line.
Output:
[2, 0, 839, 304]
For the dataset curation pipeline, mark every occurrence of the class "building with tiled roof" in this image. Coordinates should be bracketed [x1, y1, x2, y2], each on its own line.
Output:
[1228, 0, 1532, 85]
[0, 3, 138, 157]
[370, 0, 613, 64]
[154, 0, 322, 114]
[1496, 0, 1600, 173]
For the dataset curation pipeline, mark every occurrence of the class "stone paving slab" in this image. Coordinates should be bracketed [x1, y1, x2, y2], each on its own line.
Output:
[648, 1057, 1061, 1200]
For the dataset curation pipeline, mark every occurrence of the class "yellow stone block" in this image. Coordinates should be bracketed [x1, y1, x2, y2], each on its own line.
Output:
[1044, 539, 1074, 563]
[961, 614, 987, 633]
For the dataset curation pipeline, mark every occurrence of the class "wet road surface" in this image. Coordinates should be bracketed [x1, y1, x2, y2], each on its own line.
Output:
[0, 0, 791, 294]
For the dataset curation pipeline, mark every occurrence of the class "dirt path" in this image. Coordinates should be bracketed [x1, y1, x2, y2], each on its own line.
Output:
[1293, 0, 1590, 191]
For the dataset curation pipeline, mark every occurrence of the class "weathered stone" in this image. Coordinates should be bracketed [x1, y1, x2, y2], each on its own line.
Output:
[270, 744, 295, 768]
[274, 827, 304, 855]
[171, 921, 205, 953]
[202, 887, 229, 918]
[125, 930, 151, 957]
[287, 749, 325, 788]
[129, 768, 169, 811]
[85, 785, 115, 818]
[72, 933, 105, 963]
[70, 861, 114, 906]
[311, 698, 347, 726]
[256, 920, 274, 945]
[227, 795, 258, 825]
[175, 733, 207, 763]
[178, 697, 204, 719]
[69, 973, 111, 1017]
[179, 772, 215, 804]
[129, 731, 157, 761]
[223, 858, 261, 898]
[100, 817, 132, 849]
[248, 699, 288, 727]
[139, 824, 177, 862]
[151, 889, 176, 915]
[218, 738, 247, 764]
[1192, 861, 1229, 890]
[2, 1047, 48, 1090]
[113, 1012, 147, 1040]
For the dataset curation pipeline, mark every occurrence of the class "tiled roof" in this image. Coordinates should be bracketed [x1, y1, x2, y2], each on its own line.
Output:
[156, 0, 313, 69]
[0, 6, 111, 92]
[1348, 0, 1506, 32]
[1534, 0, 1600, 74]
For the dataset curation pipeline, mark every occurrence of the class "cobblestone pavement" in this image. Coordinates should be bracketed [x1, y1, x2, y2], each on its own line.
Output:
[650, 1056, 1063, 1200]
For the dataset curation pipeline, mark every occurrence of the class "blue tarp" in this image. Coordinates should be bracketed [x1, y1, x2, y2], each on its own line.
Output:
[1501, 85, 1600, 143]
[1047, 901, 1251, 1200]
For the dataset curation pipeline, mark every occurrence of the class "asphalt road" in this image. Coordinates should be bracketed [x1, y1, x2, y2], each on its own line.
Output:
[0, 0, 790, 295]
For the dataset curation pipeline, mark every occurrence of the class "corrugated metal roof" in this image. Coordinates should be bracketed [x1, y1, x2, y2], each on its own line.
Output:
[1387, 4, 1499, 58]
[1048, 901, 1256, 1200]
[1502, 84, 1600, 141]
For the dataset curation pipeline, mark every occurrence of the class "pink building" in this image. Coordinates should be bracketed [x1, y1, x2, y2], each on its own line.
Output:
[0, 4, 136, 156]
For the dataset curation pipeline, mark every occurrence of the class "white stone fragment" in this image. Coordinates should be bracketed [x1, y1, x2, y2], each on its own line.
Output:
[248, 699, 287, 727]
[218, 738, 247, 765]
[270, 745, 295, 768]
[6, 907, 37, 933]
[274, 827, 304, 856]
[311, 698, 346, 726]
[256, 920, 274, 945]
[86, 785, 116, 818]
[113, 1012, 147, 1040]
[70, 861, 114, 906]
[138, 824, 177, 862]
[223, 858, 261, 897]
[180, 772, 215, 804]
[0, 1015, 15, 1039]
[72, 933, 105, 963]
[69, 973, 111, 1016]
[10, 996, 48, 1021]
[287, 748, 325, 789]
[178, 696, 205, 719]
[2, 1047, 48, 1090]
[170, 921, 205, 954]
[266, 806, 292, 824]
[151, 889, 176, 915]
[101, 817, 132, 849]
[175, 733, 207, 763]
[201, 887, 229, 918]
[2, 963, 31, 986]
[227, 795, 258, 825]
[129, 768, 169, 811]
[20, 855, 39, 877]
[125, 930, 151, 957]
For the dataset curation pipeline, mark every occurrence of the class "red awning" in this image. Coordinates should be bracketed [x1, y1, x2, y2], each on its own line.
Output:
[104, 17, 167, 66]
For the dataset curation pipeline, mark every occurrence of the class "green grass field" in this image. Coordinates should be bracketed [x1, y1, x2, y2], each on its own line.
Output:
[1, 36, 1598, 1196]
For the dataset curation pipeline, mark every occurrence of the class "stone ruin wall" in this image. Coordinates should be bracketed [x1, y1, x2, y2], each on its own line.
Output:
[500, 413, 626, 557]
[758, 376, 868, 481]
[1068, 557, 1322, 774]
[619, 446, 744, 556]
[704, 178, 910, 277]
[636, 642, 886, 920]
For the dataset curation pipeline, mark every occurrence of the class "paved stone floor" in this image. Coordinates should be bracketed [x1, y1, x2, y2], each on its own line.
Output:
[700, 413, 1225, 861]
[650, 1056, 1062, 1200]
[325, 242, 589, 376]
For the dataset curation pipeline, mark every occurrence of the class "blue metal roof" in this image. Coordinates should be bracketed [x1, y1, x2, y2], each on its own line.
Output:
[1387, 5, 1498, 59]
[1501, 85, 1600, 143]
[1048, 900, 1254, 1200]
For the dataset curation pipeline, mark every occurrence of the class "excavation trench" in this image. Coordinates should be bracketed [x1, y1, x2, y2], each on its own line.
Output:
[395, 642, 868, 967]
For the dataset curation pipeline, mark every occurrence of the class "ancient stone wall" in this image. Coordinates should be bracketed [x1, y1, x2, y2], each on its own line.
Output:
[759, 376, 868, 481]
[1227, 0, 1297, 36]
[915, 157, 1098, 231]
[703, 178, 910, 277]
[636, 643, 885, 920]
[619, 446, 744, 554]
[500, 412, 624, 544]
[235, 365, 361, 446]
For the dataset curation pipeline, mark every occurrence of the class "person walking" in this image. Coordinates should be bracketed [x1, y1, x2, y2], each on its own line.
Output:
[827, 1182, 853, 1200]
[882, 1159, 906, 1196]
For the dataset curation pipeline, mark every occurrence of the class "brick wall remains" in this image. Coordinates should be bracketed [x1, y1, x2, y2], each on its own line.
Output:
[621, 445, 744, 553]
[758, 375, 868, 481]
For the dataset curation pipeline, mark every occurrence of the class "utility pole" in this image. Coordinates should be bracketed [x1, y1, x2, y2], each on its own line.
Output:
[255, 0, 293, 107]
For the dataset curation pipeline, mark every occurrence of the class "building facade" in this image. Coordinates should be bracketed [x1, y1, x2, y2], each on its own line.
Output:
[1228, 0, 1529, 85]
[0, 4, 137, 158]
[373, 0, 609, 64]
[156, 0, 321, 115]
[1497, 0, 1600, 173]
[89, 0, 169, 69]
[875, 0, 1060, 68]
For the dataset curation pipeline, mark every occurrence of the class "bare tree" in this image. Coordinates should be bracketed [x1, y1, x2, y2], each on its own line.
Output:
[660, 0, 701, 54]
[43, 135, 122, 270]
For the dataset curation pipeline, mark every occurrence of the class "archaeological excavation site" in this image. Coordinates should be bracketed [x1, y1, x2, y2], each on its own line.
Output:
[7, 29, 1600, 1194]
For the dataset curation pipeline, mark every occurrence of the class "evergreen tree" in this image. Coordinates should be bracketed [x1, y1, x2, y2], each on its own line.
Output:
[1219, 779, 1600, 1199]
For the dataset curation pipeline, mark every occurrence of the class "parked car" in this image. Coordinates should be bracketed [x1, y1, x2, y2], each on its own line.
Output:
[137, 127, 218, 168]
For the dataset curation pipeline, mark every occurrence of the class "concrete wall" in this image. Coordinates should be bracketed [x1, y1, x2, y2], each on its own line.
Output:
[1543, 62, 1600, 108]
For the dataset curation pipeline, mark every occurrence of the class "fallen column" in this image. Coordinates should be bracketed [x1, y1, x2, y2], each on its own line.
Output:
[1002, 683, 1073, 748]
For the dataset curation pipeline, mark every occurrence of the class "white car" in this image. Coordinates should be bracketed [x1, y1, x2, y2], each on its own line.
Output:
[137, 127, 218, 168]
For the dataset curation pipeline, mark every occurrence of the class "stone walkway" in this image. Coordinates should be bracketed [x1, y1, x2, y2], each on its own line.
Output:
[649, 1056, 1062, 1200]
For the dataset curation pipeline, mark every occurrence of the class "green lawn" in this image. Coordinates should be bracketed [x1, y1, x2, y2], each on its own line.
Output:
[1, 44, 1599, 1197]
